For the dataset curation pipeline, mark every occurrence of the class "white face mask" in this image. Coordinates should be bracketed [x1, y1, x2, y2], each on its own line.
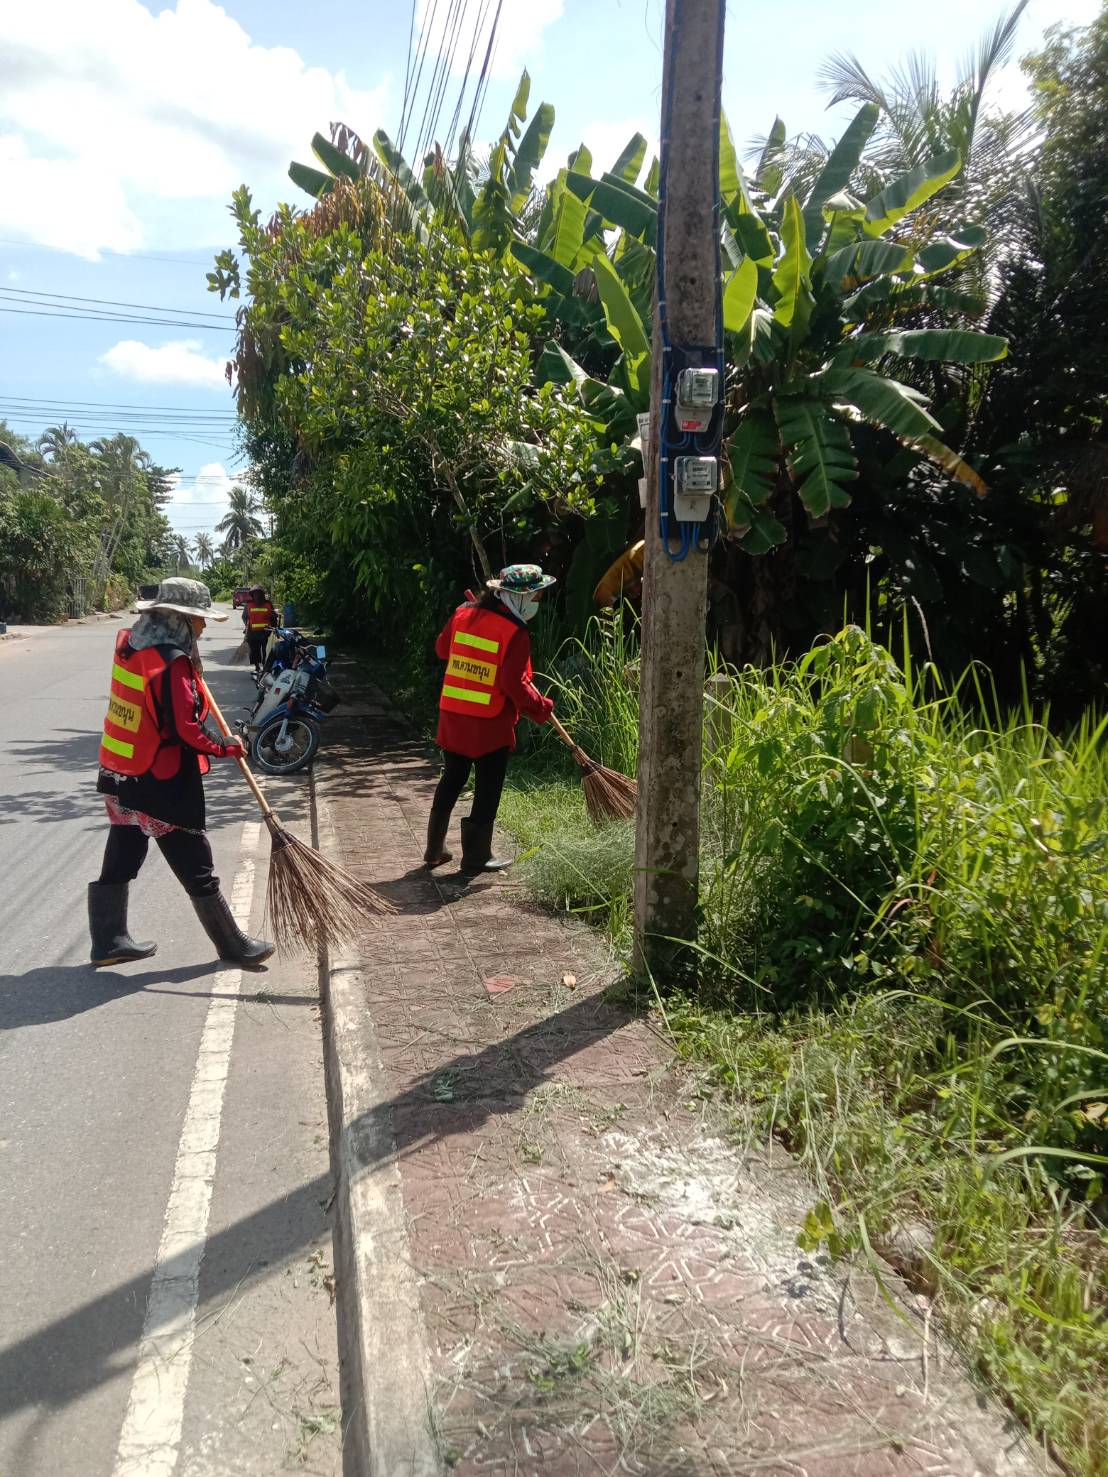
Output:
[499, 589, 541, 623]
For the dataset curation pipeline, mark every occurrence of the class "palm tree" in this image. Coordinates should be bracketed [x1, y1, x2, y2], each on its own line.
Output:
[174, 535, 193, 572]
[817, 0, 1035, 267]
[37, 423, 79, 463]
[192, 532, 215, 568]
[216, 486, 265, 552]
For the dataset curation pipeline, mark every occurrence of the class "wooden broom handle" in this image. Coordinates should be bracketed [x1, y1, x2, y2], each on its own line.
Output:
[197, 674, 275, 820]
[548, 712, 592, 764]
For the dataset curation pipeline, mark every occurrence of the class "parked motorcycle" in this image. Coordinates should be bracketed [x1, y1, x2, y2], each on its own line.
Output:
[238, 631, 339, 774]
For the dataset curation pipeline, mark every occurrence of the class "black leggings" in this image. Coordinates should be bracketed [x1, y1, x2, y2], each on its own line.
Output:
[432, 748, 510, 824]
[247, 633, 269, 666]
[99, 825, 220, 899]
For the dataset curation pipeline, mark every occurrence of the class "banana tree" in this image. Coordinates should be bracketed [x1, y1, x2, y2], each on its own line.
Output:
[515, 105, 1004, 546]
[291, 72, 557, 256]
[717, 105, 1006, 554]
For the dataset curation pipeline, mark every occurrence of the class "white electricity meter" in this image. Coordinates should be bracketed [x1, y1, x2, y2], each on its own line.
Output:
[675, 367, 720, 432]
[675, 456, 718, 495]
[673, 455, 718, 523]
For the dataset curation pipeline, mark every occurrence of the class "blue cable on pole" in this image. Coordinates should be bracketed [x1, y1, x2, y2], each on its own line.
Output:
[654, 0, 726, 562]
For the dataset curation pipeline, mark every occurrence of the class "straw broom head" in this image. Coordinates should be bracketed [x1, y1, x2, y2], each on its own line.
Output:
[577, 757, 637, 824]
[229, 637, 250, 665]
[194, 672, 393, 953]
[263, 812, 394, 954]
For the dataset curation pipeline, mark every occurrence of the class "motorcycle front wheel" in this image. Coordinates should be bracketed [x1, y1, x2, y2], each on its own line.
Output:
[251, 716, 320, 774]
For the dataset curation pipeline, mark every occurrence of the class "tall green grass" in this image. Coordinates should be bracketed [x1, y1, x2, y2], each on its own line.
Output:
[501, 618, 1108, 1476]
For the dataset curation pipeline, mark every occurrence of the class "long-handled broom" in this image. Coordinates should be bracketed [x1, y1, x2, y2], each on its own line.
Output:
[460, 589, 636, 823]
[198, 677, 394, 951]
[229, 636, 250, 665]
[548, 713, 637, 824]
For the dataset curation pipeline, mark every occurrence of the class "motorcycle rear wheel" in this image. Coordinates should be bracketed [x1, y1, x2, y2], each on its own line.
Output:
[252, 717, 320, 774]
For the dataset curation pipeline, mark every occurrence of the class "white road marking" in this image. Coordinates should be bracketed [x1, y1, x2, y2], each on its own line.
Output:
[112, 822, 261, 1477]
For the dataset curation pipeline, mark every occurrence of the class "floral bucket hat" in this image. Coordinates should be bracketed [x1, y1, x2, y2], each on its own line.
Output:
[485, 563, 556, 593]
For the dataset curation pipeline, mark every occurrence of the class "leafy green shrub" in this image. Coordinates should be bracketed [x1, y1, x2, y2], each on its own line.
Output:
[498, 624, 1107, 1475]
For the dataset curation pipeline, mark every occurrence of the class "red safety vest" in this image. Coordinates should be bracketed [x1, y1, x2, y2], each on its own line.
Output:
[246, 603, 274, 631]
[99, 630, 171, 776]
[438, 605, 517, 718]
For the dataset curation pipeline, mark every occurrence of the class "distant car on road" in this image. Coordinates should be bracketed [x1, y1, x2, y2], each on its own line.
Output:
[232, 587, 250, 609]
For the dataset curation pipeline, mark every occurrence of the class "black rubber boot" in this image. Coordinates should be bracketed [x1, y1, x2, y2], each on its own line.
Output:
[459, 818, 512, 874]
[423, 809, 454, 868]
[192, 892, 274, 967]
[88, 882, 157, 967]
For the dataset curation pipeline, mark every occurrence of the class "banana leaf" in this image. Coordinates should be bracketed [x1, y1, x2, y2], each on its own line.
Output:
[833, 328, 1007, 366]
[288, 161, 333, 199]
[611, 132, 648, 185]
[311, 133, 363, 182]
[722, 257, 758, 334]
[863, 149, 962, 237]
[776, 397, 859, 516]
[773, 195, 814, 343]
[802, 104, 879, 248]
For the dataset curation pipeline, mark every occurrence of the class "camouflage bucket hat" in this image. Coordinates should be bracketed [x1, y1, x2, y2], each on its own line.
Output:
[133, 577, 228, 621]
[485, 563, 556, 593]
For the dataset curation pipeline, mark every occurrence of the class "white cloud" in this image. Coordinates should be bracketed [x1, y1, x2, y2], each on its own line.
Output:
[166, 462, 242, 533]
[0, 0, 387, 257]
[100, 338, 228, 389]
[416, 0, 564, 83]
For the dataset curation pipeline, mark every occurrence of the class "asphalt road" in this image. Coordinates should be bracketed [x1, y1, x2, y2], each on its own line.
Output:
[0, 613, 341, 1477]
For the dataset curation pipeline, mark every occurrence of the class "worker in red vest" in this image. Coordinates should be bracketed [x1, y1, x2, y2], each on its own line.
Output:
[242, 585, 277, 674]
[426, 564, 556, 873]
[91, 578, 273, 968]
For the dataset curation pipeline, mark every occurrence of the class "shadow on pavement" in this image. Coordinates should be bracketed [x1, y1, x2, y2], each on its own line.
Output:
[0, 962, 217, 1030]
[0, 987, 633, 1422]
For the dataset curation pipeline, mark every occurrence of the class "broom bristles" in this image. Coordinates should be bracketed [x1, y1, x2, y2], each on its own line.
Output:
[579, 761, 637, 824]
[229, 638, 250, 665]
[263, 813, 394, 953]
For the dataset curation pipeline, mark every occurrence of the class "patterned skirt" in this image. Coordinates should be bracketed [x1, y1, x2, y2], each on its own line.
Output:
[104, 793, 188, 838]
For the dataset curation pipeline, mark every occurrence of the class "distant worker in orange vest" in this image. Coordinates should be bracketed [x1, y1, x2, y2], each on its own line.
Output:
[242, 584, 277, 674]
[91, 578, 273, 968]
[426, 564, 556, 874]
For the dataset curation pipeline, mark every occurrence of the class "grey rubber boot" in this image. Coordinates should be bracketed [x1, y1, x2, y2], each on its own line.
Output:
[459, 818, 512, 874]
[88, 882, 157, 967]
[423, 809, 454, 868]
[192, 892, 274, 967]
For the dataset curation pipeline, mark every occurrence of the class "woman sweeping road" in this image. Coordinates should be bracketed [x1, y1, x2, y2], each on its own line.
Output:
[425, 565, 556, 874]
[89, 577, 274, 968]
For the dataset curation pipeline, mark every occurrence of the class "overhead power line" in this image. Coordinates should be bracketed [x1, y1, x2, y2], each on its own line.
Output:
[1, 394, 235, 414]
[0, 304, 233, 332]
[0, 237, 215, 268]
[0, 285, 233, 321]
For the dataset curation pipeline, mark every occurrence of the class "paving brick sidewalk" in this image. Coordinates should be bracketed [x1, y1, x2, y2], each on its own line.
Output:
[321, 666, 1047, 1477]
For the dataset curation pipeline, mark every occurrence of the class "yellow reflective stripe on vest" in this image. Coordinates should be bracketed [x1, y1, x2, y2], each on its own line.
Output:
[442, 684, 492, 706]
[111, 662, 145, 692]
[102, 732, 136, 758]
[454, 629, 500, 655]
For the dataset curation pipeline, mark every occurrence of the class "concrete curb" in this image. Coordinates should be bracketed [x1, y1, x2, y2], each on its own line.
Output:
[312, 775, 442, 1477]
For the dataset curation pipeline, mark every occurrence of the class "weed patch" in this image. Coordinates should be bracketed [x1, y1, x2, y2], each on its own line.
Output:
[495, 620, 1108, 1476]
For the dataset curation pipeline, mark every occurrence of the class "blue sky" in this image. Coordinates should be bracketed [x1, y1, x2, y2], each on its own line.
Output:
[1, 0, 1097, 543]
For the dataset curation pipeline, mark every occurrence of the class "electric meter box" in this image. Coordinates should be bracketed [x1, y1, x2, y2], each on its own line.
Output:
[675, 456, 718, 495]
[673, 455, 718, 523]
[674, 367, 720, 432]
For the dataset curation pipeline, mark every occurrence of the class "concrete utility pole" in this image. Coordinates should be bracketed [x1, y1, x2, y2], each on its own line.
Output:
[633, 0, 726, 980]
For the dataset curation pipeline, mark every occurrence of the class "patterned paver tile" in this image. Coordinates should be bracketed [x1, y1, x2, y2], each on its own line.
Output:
[321, 668, 1050, 1477]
